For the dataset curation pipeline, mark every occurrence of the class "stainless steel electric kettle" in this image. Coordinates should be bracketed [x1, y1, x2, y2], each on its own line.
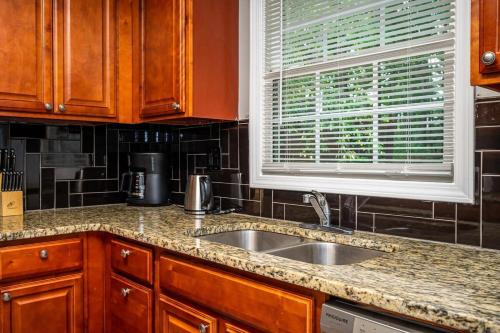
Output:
[184, 175, 214, 214]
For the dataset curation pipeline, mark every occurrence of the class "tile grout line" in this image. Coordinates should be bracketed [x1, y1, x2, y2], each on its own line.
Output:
[454, 203, 458, 244]
[480, 151, 483, 247]
[355, 196, 358, 230]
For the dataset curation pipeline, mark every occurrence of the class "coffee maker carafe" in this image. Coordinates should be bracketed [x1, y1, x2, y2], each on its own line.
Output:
[121, 153, 170, 206]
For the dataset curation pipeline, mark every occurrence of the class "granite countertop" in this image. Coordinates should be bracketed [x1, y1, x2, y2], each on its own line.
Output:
[0, 205, 498, 333]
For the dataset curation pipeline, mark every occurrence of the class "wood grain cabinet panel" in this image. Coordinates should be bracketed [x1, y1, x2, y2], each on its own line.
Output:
[0, 0, 53, 113]
[133, 0, 183, 119]
[109, 273, 153, 333]
[54, 0, 116, 118]
[131, 0, 238, 123]
[159, 295, 218, 333]
[159, 256, 314, 333]
[0, 238, 83, 281]
[0, 274, 83, 333]
[110, 239, 153, 284]
[219, 321, 253, 333]
[472, 0, 500, 88]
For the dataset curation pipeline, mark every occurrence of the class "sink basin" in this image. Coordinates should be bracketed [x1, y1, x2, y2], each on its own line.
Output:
[197, 230, 308, 252]
[197, 230, 385, 266]
[267, 242, 384, 265]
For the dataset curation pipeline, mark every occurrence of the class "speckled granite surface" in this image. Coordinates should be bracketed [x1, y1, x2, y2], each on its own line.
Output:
[0, 205, 498, 333]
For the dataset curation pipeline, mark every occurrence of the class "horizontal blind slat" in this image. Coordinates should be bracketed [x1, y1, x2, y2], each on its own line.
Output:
[262, 0, 455, 179]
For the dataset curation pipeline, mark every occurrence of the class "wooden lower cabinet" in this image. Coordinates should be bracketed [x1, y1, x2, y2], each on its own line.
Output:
[159, 295, 218, 333]
[110, 239, 153, 285]
[109, 273, 153, 333]
[159, 256, 314, 333]
[0, 273, 83, 333]
[219, 321, 253, 333]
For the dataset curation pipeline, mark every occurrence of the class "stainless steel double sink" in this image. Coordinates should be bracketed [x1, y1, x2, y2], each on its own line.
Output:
[197, 230, 384, 266]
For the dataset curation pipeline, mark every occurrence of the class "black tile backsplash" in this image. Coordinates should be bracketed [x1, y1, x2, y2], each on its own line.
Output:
[3, 96, 500, 251]
[56, 181, 69, 209]
[25, 153, 40, 210]
[41, 168, 55, 209]
[0, 122, 174, 211]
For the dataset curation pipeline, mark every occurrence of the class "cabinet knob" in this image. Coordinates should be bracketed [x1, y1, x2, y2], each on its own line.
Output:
[121, 288, 130, 298]
[172, 102, 180, 110]
[198, 323, 208, 333]
[58, 104, 66, 112]
[2, 293, 11, 302]
[44, 103, 53, 111]
[482, 51, 496, 66]
[39, 249, 49, 259]
[120, 249, 131, 259]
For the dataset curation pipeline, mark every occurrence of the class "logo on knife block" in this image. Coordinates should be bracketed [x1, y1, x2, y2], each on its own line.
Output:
[0, 191, 23, 216]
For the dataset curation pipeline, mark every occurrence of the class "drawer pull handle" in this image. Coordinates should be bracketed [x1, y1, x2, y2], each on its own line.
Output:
[121, 288, 131, 298]
[2, 293, 11, 302]
[120, 249, 131, 259]
[39, 249, 49, 259]
[198, 323, 208, 333]
[482, 51, 496, 66]
[172, 102, 180, 110]
[44, 103, 53, 111]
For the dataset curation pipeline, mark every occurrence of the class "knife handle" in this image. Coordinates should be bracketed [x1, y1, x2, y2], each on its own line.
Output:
[0, 149, 7, 171]
[7, 149, 15, 171]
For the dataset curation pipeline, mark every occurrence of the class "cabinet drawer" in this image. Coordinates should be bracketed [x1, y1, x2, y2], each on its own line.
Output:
[159, 295, 218, 333]
[110, 273, 153, 333]
[111, 239, 153, 284]
[0, 238, 83, 281]
[159, 256, 314, 333]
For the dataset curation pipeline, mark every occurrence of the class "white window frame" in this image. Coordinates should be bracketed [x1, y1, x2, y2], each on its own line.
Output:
[249, 0, 474, 203]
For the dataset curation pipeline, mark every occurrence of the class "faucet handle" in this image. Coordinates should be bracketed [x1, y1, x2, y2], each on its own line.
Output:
[302, 193, 312, 204]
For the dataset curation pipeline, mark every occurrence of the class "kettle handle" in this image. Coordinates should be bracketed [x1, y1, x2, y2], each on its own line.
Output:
[120, 172, 132, 193]
[200, 176, 212, 209]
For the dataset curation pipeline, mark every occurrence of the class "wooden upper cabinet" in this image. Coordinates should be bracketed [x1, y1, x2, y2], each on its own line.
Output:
[54, 0, 116, 118]
[0, 0, 53, 113]
[134, 0, 183, 119]
[472, 0, 500, 88]
[0, 0, 237, 123]
[159, 296, 218, 333]
[0, 274, 83, 333]
[132, 0, 238, 123]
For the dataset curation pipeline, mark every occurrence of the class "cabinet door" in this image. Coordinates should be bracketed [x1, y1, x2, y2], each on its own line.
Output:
[0, 274, 83, 333]
[478, 0, 500, 74]
[54, 0, 116, 118]
[0, 0, 53, 113]
[159, 295, 217, 333]
[109, 273, 153, 333]
[134, 0, 184, 119]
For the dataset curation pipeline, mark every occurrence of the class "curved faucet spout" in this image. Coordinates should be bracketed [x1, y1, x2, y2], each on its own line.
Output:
[302, 191, 331, 227]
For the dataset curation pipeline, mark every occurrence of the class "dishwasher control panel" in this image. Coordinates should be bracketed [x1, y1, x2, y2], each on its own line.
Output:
[321, 301, 446, 333]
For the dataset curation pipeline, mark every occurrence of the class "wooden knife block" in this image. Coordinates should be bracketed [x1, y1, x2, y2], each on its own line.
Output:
[0, 191, 23, 216]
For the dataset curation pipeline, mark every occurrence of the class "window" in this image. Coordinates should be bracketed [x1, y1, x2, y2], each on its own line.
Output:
[250, 0, 474, 203]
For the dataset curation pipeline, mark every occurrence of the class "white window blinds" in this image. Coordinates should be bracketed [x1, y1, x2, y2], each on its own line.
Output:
[262, 0, 456, 180]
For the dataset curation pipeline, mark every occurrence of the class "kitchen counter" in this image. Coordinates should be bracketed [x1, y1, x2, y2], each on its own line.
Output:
[0, 204, 498, 333]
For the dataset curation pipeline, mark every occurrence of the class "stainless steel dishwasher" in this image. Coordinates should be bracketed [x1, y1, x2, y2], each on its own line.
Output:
[321, 300, 452, 333]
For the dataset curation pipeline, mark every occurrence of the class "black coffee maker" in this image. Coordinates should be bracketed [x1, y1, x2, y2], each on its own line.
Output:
[121, 153, 170, 206]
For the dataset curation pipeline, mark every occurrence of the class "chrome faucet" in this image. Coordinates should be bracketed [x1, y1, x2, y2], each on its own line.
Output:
[302, 190, 353, 235]
[302, 190, 331, 227]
